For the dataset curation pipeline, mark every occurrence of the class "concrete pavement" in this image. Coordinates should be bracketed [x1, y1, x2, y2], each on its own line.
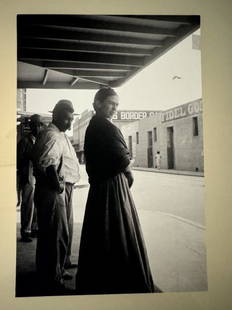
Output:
[73, 165, 207, 292]
[16, 207, 207, 295]
[137, 209, 207, 292]
[16, 165, 207, 295]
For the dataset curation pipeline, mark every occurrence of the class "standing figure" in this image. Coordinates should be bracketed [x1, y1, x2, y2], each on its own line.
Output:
[17, 114, 43, 242]
[75, 88, 155, 295]
[155, 151, 161, 169]
[63, 124, 80, 270]
[32, 100, 79, 294]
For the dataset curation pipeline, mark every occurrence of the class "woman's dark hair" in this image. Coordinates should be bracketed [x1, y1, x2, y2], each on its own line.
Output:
[93, 87, 117, 111]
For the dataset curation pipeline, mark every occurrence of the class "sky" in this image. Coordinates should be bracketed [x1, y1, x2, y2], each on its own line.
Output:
[26, 29, 202, 117]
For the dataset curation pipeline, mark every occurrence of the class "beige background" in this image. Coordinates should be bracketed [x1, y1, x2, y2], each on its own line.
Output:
[0, 0, 232, 309]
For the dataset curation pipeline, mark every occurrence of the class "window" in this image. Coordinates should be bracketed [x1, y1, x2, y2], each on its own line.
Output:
[193, 117, 199, 136]
[136, 132, 139, 144]
[153, 127, 157, 142]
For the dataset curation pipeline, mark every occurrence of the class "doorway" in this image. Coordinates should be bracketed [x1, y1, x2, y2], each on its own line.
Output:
[167, 126, 175, 169]
[147, 131, 153, 168]
[128, 135, 133, 158]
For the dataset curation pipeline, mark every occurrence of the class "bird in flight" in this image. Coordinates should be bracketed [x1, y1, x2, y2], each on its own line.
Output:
[172, 75, 181, 80]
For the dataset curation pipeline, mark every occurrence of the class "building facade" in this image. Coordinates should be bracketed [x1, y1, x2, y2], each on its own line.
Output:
[120, 99, 204, 172]
[72, 100, 203, 172]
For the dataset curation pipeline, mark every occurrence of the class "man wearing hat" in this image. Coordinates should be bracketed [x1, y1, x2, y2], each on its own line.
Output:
[32, 100, 80, 294]
[17, 114, 44, 242]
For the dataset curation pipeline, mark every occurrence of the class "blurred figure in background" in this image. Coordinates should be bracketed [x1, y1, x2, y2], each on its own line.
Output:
[155, 151, 162, 170]
[17, 114, 44, 242]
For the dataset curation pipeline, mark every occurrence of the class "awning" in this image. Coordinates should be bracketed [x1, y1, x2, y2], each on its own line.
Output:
[17, 14, 200, 89]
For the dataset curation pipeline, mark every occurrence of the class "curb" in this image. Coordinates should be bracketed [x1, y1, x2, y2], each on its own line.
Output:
[154, 211, 205, 230]
[132, 167, 204, 177]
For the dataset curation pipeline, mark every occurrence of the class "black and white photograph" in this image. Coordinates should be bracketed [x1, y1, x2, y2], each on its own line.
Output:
[16, 14, 207, 297]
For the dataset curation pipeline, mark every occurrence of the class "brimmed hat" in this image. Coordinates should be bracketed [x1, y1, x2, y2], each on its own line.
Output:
[53, 99, 74, 114]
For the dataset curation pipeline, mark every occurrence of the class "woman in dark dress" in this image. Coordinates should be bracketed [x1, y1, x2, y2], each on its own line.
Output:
[75, 87, 155, 295]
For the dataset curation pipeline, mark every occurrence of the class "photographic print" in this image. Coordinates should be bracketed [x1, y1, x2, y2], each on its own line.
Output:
[16, 14, 207, 297]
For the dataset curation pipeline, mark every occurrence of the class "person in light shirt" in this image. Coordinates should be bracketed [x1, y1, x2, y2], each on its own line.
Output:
[32, 100, 80, 294]
[62, 122, 80, 270]
[155, 151, 162, 169]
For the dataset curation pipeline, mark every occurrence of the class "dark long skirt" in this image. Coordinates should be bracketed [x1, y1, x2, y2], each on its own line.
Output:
[76, 173, 155, 294]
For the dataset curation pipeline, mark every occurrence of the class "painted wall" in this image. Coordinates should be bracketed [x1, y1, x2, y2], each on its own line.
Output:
[121, 99, 204, 172]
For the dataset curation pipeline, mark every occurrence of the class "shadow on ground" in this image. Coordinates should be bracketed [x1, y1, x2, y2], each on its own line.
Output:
[16, 223, 81, 297]
[16, 222, 162, 297]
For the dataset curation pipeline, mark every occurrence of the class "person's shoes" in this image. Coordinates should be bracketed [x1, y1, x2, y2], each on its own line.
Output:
[20, 236, 33, 242]
[30, 230, 38, 238]
[50, 282, 67, 295]
[62, 270, 73, 280]
[65, 263, 78, 269]
[52, 285, 75, 295]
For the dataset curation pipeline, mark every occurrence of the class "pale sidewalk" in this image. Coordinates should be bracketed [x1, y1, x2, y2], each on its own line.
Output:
[75, 165, 207, 292]
[16, 165, 207, 294]
[138, 209, 207, 292]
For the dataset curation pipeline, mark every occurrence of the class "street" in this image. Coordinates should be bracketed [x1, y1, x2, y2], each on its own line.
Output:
[132, 170, 205, 226]
[73, 165, 207, 292]
[73, 165, 205, 226]
[15, 165, 207, 294]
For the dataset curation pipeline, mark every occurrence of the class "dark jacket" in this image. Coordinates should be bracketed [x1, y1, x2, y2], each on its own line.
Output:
[17, 133, 35, 186]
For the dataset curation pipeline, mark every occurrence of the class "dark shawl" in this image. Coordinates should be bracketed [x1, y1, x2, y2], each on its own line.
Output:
[84, 115, 130, 183]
